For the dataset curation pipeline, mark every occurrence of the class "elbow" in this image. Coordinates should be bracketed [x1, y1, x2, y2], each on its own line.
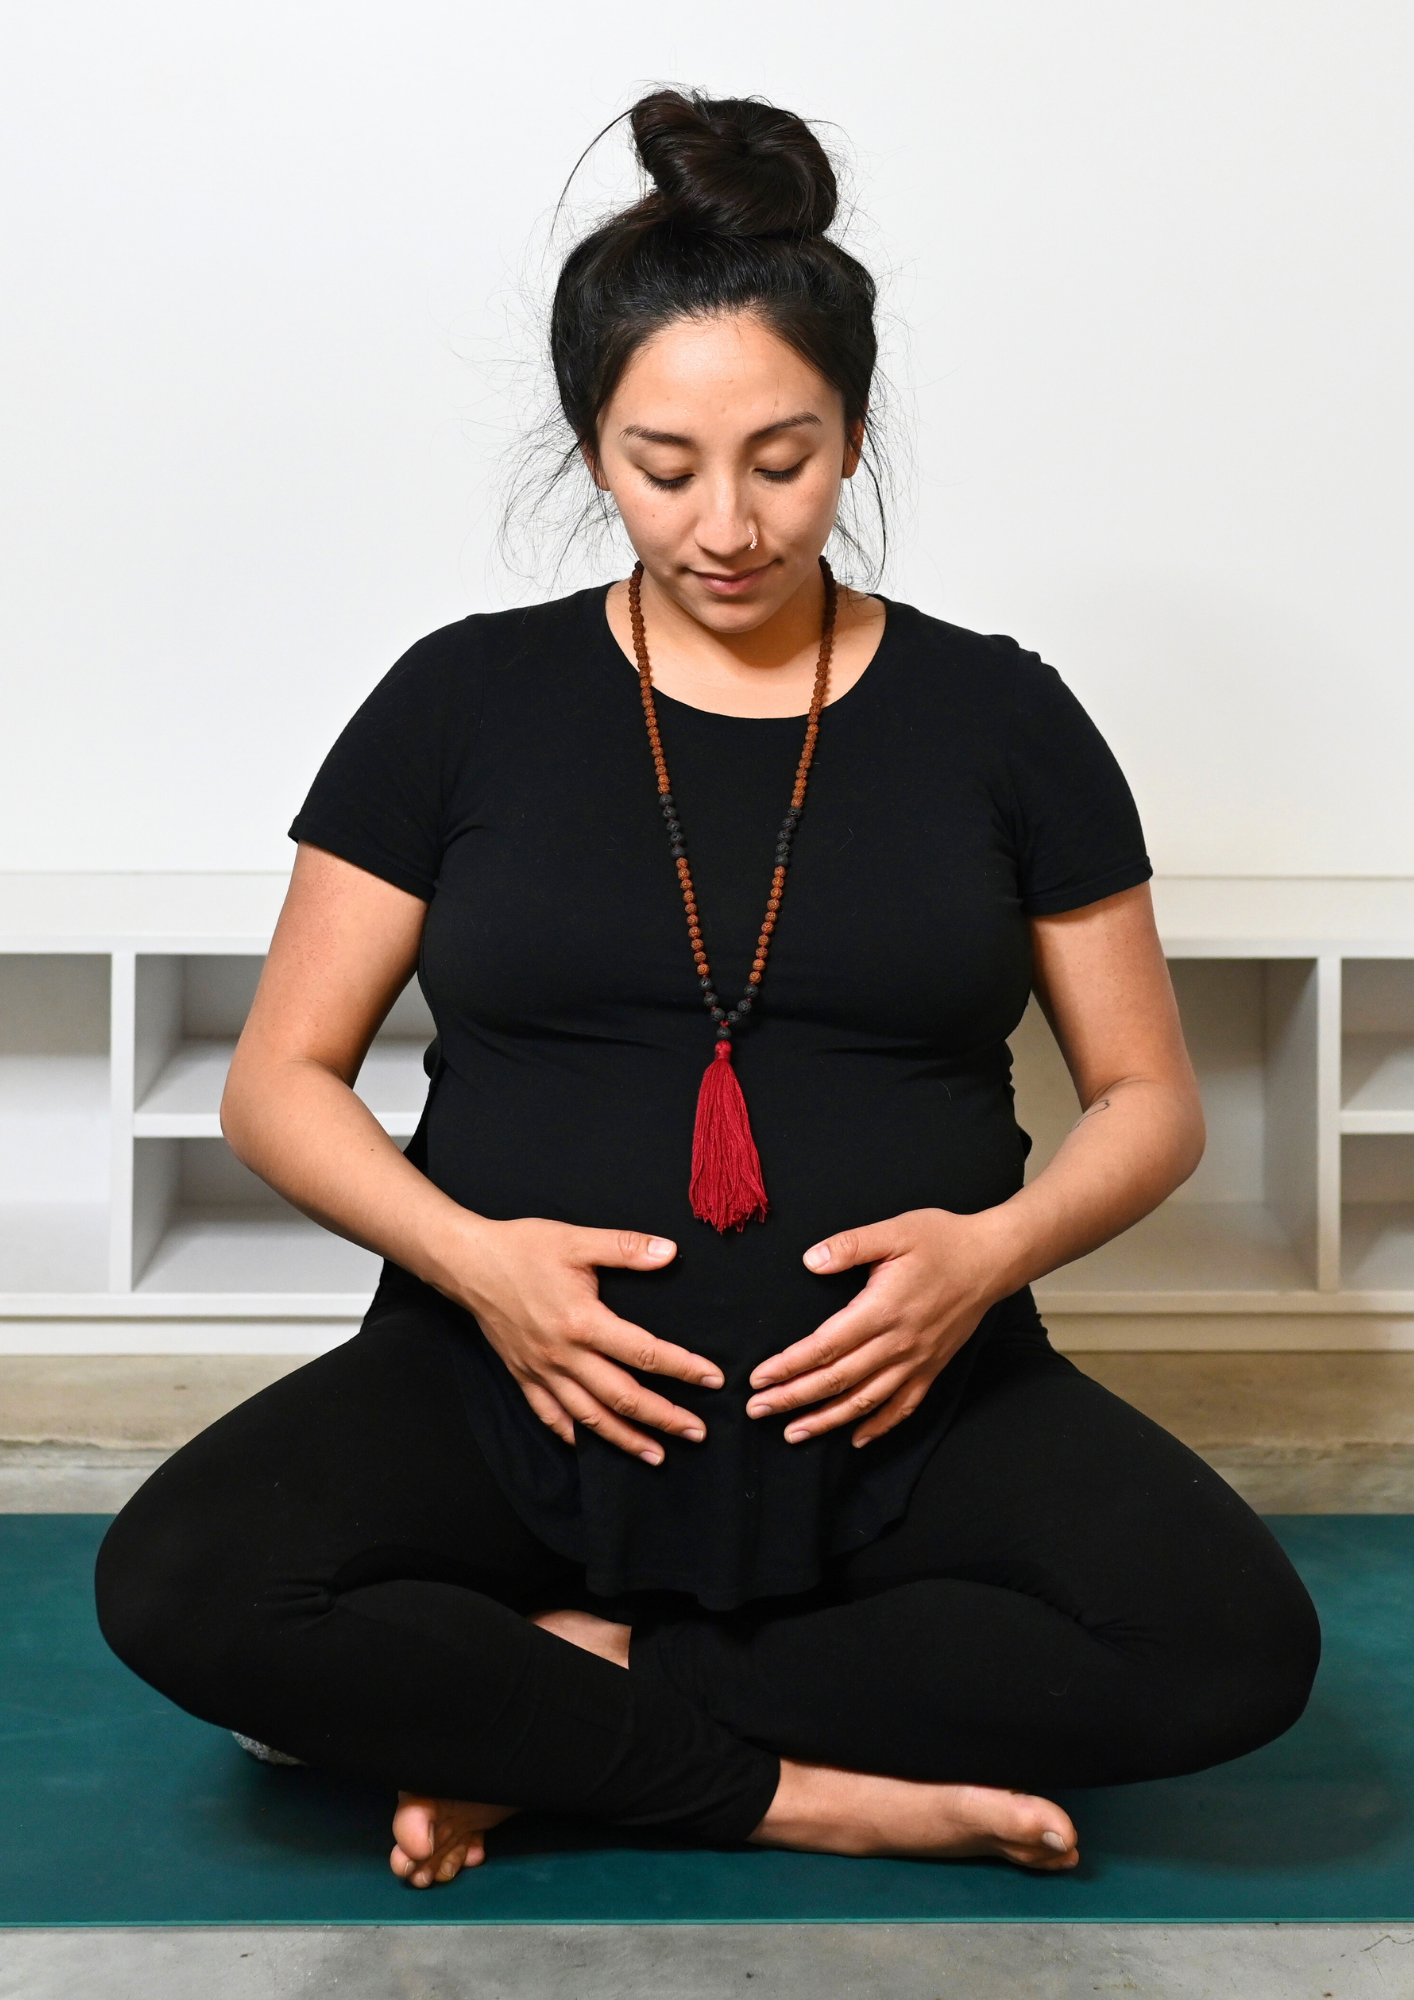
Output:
[219, 1054, 261, 1169]
[1173, 1087, 1207, 1190]
[218, 1086, 248, 1166]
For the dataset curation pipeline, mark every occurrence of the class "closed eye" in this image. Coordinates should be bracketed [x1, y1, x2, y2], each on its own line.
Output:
[642, 470, 693, 491]
[758, 460, 807, 484]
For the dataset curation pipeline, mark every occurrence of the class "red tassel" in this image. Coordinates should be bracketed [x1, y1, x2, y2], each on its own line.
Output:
[689, 1041, 768, 1232]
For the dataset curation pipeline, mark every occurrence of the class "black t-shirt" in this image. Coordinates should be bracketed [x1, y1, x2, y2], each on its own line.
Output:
[290, 585, 1151, 1609]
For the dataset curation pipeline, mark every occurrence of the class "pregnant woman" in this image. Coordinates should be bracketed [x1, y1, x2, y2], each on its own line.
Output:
[96, 89, 1319, 1885]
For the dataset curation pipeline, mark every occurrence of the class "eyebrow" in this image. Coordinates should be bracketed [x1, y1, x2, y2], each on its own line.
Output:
[619, 411, 824, 448]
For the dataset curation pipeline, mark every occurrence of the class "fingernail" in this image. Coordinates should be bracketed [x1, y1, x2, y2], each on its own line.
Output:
[747, 1399, 770, 1417]
[784, 1426, 808, 1443]
[646, 1238, 674, 1260]
[803, 1244, 830, 1270]
[1042, 1830, 1068, 1851]
[685, 1425, 705, 1442]
[853, 1433, 872, 1447]
[640, 1449, 663, 1465]
[700, 1371, 723, 1388]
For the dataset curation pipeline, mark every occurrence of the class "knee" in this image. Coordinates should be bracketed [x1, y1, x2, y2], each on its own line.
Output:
[1246, 1567, 1322, 1745]
[1188, 1558, 1323, 1769]
[94, 1480, 236, 1699]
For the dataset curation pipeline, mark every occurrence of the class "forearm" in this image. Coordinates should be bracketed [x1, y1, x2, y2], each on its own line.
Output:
[976, 1074, 1204, 1301]
[222, 1057, 484, 1305]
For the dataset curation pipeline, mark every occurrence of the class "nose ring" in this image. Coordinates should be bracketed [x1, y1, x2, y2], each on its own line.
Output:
[749, 526, 758, 551]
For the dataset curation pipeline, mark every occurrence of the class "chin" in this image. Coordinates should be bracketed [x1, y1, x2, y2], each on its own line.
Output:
[679, 569, 802, 628]
[691, 594, 781, 631]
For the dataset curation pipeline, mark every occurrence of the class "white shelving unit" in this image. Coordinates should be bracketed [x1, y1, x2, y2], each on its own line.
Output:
[4, 873, 1414, 1353]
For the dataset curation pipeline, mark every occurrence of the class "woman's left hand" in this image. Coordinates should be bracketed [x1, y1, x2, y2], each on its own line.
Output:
[745, 1208, 1016, 1447]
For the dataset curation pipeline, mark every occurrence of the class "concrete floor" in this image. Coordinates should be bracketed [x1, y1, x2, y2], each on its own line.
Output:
[1083, 1350, 1414, 1511]
[0, 1353, 306, 1449]
[4, 1349, 1414, 1996]
[7, 1348, 1414, 1512]
[4, 1922, 1414, 1998]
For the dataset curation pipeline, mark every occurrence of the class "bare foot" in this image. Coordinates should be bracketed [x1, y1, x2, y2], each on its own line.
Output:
[530, 1606, 631, 1668]
[752, 1760, 1079, 1872]
[390, 1793, 518, 1888]
[388, 1610, 630, 1887]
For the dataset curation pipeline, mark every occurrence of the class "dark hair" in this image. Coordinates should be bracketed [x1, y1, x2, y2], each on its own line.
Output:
[512, 89, 887, 580]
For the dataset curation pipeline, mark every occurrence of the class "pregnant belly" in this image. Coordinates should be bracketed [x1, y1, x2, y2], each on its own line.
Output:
[422, 1050, 1026, 1380]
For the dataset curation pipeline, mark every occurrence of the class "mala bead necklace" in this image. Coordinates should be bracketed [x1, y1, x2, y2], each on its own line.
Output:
[631, 555, 838, 1231]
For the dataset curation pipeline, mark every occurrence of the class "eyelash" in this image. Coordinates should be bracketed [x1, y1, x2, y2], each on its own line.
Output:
[641, 461, 807, 492]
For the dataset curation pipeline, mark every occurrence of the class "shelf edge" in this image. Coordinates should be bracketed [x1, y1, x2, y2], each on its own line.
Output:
[1034, 1289, 1414, 1313]
[0, 1293, 375, 1318]
[6, 1287, 1414, 1318]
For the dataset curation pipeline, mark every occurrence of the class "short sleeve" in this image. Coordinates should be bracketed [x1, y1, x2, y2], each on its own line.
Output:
[988, 637, 1152, 917]
[288, 623, 481, 901]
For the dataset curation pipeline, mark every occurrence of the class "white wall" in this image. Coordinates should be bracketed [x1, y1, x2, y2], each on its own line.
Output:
[2, 0, 1410, 876]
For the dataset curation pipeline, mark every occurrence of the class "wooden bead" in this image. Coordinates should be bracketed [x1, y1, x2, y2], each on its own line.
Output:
[630, 554, 835, 1047]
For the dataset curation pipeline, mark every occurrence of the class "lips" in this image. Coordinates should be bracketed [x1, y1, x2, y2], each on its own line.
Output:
[695, 563, 772, 596]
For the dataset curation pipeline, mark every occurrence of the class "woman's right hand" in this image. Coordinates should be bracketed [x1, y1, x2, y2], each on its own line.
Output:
[444, 1217, 722, 1464]
[221, 851, 718, 1465]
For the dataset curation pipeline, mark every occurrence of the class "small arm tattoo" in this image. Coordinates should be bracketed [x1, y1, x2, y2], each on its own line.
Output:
[1075, 1096, 1113, 1125]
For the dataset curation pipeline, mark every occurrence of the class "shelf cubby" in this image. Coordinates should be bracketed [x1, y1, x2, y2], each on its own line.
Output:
[1040, 1202, 1312, 1302]
[1341, 1205, 1414, 1293]
[3, 873, 1414, 1349]
[132, 1137, 381, 1298]
[0, 1203, 109, 1295]
[1341, 1132, 1414, 1292]
[1342, 962, 1414, 1135]
[1023, 958, 1329, 1304]
[129, 956, 432, 1141]
[111, 952, 433, 1303]
[0, 954, 111, 1294]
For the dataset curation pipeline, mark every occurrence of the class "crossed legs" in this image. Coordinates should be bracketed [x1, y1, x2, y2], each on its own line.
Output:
[95, 1307, 1319, 1880]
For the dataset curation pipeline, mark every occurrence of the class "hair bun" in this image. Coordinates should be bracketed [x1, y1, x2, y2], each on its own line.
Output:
[630, 90, 837, 239]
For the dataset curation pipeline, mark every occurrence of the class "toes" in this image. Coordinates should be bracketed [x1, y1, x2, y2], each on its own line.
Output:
[984, 1793, 1078, 1871]
[392, 1847, 438, 1890]
[1007, 1840, 1078, 1870]
[1000, 1825, 1079, 1871]
[391, 1796, 438, 1864]
[1011, 1796, 1076, 1848]
[389, 1794, 512, 1886]
[1038, 1829, 1080, 1866]
[392, 1827, 478, 1888]
[392, 1815, 460, 1890]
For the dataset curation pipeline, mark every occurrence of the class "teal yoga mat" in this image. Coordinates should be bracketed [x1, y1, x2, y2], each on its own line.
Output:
[2, 1514, 1411, 1925]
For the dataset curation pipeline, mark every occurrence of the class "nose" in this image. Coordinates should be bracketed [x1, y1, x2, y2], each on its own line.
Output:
[694, 474, 756, 562]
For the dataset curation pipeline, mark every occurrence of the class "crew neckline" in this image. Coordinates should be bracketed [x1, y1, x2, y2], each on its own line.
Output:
[594, 582, 894, 725]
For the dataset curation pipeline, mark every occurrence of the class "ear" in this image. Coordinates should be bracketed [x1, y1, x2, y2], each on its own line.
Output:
[579, 436, 609, 491]
[842, 414, 866, 480]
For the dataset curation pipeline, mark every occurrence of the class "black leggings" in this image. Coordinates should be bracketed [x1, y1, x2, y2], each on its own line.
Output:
[96, 1303, 1320, 1846]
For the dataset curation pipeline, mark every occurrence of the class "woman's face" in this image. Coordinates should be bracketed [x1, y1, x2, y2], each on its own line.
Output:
[591, 311, 861, 633]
